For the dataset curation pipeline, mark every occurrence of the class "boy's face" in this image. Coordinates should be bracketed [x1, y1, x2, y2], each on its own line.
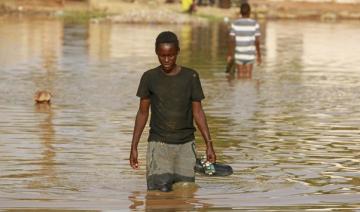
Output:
[156, 43, 179, 73]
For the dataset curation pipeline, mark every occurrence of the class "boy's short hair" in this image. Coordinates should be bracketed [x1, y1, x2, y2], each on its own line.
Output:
[240, 3, 251, 16]
[155, 31, 180, 51]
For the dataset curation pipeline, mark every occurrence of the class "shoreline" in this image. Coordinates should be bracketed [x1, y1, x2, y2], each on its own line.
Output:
[1, 1, 360, 23]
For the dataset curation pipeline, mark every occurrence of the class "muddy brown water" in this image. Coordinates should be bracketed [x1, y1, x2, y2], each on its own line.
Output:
[0, 17, 359, 211]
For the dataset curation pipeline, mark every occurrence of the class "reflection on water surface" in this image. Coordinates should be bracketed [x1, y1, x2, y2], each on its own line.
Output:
[0, 17, 359, 210]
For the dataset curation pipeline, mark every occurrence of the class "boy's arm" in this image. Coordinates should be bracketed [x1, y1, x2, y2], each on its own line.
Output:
[192, 101, 216, 163]
[255, 36, 262, 65]
[227, 35, 235, 63]
[129, 97, 150, 169]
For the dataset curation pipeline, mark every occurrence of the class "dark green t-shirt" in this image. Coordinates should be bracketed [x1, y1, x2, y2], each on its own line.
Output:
[136, 66, 205, 144]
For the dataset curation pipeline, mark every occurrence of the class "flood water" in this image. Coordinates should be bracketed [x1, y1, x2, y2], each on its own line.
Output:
[0, 16, 359, 211]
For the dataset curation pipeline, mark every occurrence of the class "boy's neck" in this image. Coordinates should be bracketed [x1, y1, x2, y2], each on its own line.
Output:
[162, 65, 181, 76]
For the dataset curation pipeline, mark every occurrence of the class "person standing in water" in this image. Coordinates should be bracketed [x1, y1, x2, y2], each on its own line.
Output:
[227, 2, 262, 78]
[129, 31, 216, 192]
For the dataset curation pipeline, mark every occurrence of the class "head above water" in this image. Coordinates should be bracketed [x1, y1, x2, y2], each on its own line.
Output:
[155, 31, 180, 73]
[240, 2, 251, 17]
[155, 31, 180, 52]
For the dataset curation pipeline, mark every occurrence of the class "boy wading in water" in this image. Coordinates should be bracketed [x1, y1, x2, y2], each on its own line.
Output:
[129, 31, 216, 192]
[227, 2, 262, 78]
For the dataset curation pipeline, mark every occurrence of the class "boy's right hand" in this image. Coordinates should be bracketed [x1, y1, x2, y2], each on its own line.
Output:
[129, 149, 139, 169]
[226, 55, 233, 64]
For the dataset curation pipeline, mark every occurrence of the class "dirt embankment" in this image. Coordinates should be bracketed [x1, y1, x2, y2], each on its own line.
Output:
[1, 0, 360, 23]
[252, 1, 360, 20]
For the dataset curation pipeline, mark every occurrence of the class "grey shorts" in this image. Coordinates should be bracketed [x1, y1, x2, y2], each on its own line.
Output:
[236, 59, 254, 65]
[146, 141, 196, 191]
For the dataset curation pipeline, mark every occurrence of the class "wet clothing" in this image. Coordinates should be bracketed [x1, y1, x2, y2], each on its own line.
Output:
[136, 65, 205, 191]
[136, 66, 205, 144]
[229, 18, 260, 64]
[146, 141, 197, 191]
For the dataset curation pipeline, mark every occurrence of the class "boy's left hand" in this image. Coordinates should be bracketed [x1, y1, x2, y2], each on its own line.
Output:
[206, 146, 216, 163]
[257, 56, 262, 65]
